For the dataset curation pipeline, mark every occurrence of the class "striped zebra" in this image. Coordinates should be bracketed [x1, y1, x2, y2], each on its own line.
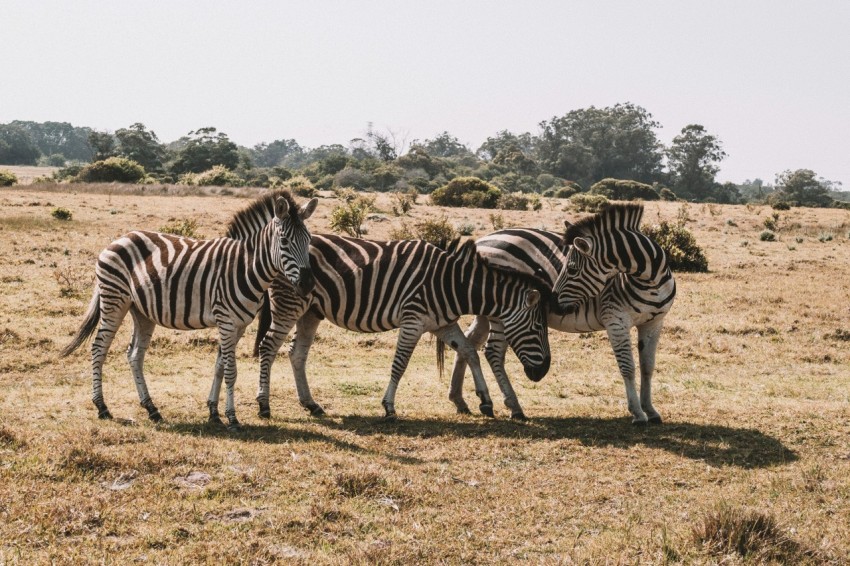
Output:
[450, 203, 676, 424]
[224, 216, 551, 419]
[59, 190, 318, 429]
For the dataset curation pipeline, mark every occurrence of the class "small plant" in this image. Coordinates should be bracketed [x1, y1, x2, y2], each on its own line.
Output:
[489, 212, 505, 231]
[759, 230, 776, 242]
[725, 218, 738, 227]
[529, 194, 542, 211]
[390, 190, 416, 216]
[795, 236, 804, 243]
[642, 221, 709, 272]
[498, 192, 529, 211]
[388, 223, 415, 240]
[0, 169, 18, 187]
[414, 216, 457, 245]
[763, 212, 780, 231]
[159, 218, 204, 239]
[53, 264, 90, 297]
[771, 201, 791, 210]
[456, 222, 475, 236]
[824, 329, 850, 342]
[329, 195, 375, 238]
[51, 207, 73, 221]
[676, 202, 692, 225]
[817, 232, 833, 242]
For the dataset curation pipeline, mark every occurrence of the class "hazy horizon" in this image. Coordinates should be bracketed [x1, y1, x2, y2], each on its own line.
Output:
[3, 1, 848, 186]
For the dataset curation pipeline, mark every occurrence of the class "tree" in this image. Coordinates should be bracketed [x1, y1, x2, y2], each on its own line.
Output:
[476, 130, 536, 161]
[115, 123, 167, 173]
[774, 169, 834, 207]
[666, 124, 726, 201]
[10, 121, 93, 162]
[415, 131, 472, 159]
[169, 127, 240, 174]
[88, 131, 117, 162]
[0, 124, 40, 164]
[536, 103, 664, 188]
[252, 139, 302, 168]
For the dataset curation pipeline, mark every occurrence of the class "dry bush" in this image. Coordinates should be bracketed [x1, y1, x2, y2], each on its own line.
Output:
[53, 264, 91, 297]
[158, 218, 204, 239]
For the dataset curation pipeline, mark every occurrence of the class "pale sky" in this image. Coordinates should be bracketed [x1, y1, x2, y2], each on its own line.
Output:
[2, 1, 848, 186]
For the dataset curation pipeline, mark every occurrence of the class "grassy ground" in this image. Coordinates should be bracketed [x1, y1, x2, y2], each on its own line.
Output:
[1, 185, 849, 564]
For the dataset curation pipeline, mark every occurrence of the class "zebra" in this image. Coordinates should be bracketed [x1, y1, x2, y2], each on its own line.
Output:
[449, 203, 676, 424]
[224, 213, 552, 419]
[59, 190, 318, 429]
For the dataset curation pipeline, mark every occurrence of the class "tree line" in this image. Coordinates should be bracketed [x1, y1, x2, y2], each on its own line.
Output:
[1, 103, 845, 208]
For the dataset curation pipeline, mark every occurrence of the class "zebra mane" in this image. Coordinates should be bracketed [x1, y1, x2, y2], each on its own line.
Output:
[225, 189, 301, 238]
[561, 202, 645, 246]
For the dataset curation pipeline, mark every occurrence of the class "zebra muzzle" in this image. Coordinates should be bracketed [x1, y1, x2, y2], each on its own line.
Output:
[294, 267, 316, 297]
[524, 355, 551, 382]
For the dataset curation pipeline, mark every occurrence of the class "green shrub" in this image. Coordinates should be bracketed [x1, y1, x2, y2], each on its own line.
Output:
[763, 213, 780, 231]
[0, 169, 17, 187]
[51, 207, 73, 221]
[589, 178, 660, 201]
[659, 187, 677, 201]
[554, 186, 580, 199]
[391, 190, 416, 216]
[413, 216, 458, 245]
[76, 157, 146, 183]
[759, 230, 776, 242]
[818, 232, 833, 242]
[456, 222, 475, 236]
[430, 177, 501, 209]
[388, 223, 415, 240]
[333, 167, 374, 190]
[498, 192, 530, 211]
[529, 194, 542, 211]
[569, 193, 609, 213]
[771, 201, 791, 211]
[192, 165, 244, 187]
[159, 218, 204, 239]
[642, 221, 709, 272]
[329, 195, 374, 238]
[55, 164, 83, 181]
[489, 212, 505, 230]
[282, 175, 317, 198]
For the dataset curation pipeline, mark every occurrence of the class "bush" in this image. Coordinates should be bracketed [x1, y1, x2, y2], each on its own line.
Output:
[642, 221, 709, 272]
[390, 190, 417, 216]
[554, 186, 580, 199]
[189, 165, 244, 187]
[569, 193, 609, 213]
[333, 167, 374, 190]
[759, 230, 776, 242]
[329, 195, 374, 238]
[159, 218, 204, 239]
[413, 216, 458, 245]
[456, 222, 475, 236]
[0, 169, 17, 187]
[589, 178, 660, 201]
[76, 157, 146, 183]
[282, 175, 317, 197]
[51, 207, 73, 221]
[430, 177, 501, 209]
[659, 187, 677, 201]
[771, 201, 791, 211]
[498, 192, 530, 211]
[55, 164, 83, 181]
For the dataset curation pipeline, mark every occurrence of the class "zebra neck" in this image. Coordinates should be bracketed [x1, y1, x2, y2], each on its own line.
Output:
[246, 224, 281, 293]
[608, 231, 670, 287]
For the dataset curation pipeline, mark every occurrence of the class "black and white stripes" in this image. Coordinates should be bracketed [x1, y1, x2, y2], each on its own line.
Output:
[60, 190, 318, 428]
[451, 203, 676, 423]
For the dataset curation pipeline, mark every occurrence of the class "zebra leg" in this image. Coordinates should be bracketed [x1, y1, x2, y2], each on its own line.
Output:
[605, 318, 649, 425]
[256, 301, 301, 418]
[218, 325, 246, 431]
[90, 300, 130, 420]
[207, 346, 225, 424]
[447, 316, 489, 415]
[381, 321, 426, 420]
[289, 311, 325, 416]
[637, 317, 665, 424]
[126, 308, 161, 422]
[483, 319, 527, 420]
[434, 323, 494, 418]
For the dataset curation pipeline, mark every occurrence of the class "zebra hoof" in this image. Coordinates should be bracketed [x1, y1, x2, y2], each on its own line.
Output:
[308, 404, 326, 417]
[148, 411, 163, 423]
[258, 409, 271, 419]
[456, 406, 472, 415]
[227, 421, 242, 432]
[479, 404, 495, 418]
[511, 412, 528, 421]
[208, 414, 223, 425]
[97, 408, 113, 420]
[648, 415, 663, 425]
[382, 413, 398, 423]
[631, 419, 649, 427]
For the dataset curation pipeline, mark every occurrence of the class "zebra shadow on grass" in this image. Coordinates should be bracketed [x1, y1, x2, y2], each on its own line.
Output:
[310, 415, 796, 470]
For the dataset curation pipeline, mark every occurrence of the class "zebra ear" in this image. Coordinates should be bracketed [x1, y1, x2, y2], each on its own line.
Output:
[274, 197, 290, 221]
[526, 289, 541, 308]
[573, 237, 592, 256]
[563, 220, 573, 230]
[299, 197, 318, 220]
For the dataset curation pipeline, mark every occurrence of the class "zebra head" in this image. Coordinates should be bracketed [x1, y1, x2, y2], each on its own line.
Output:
[552, 203, 649, 312]
[270, 195, 318, 298]
[499, 281, 551, 382]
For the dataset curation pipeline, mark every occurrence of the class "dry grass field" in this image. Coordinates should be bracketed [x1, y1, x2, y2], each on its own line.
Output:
[1, 183, 849, 564]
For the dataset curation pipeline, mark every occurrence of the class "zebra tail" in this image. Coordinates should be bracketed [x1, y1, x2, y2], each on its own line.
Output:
[59, 286, 101, 358]
[253, 291, 272, 358]
[436, 336, 446, 379]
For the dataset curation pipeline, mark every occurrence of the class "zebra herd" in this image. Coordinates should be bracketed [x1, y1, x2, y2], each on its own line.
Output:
[61, 190, 675, 428]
